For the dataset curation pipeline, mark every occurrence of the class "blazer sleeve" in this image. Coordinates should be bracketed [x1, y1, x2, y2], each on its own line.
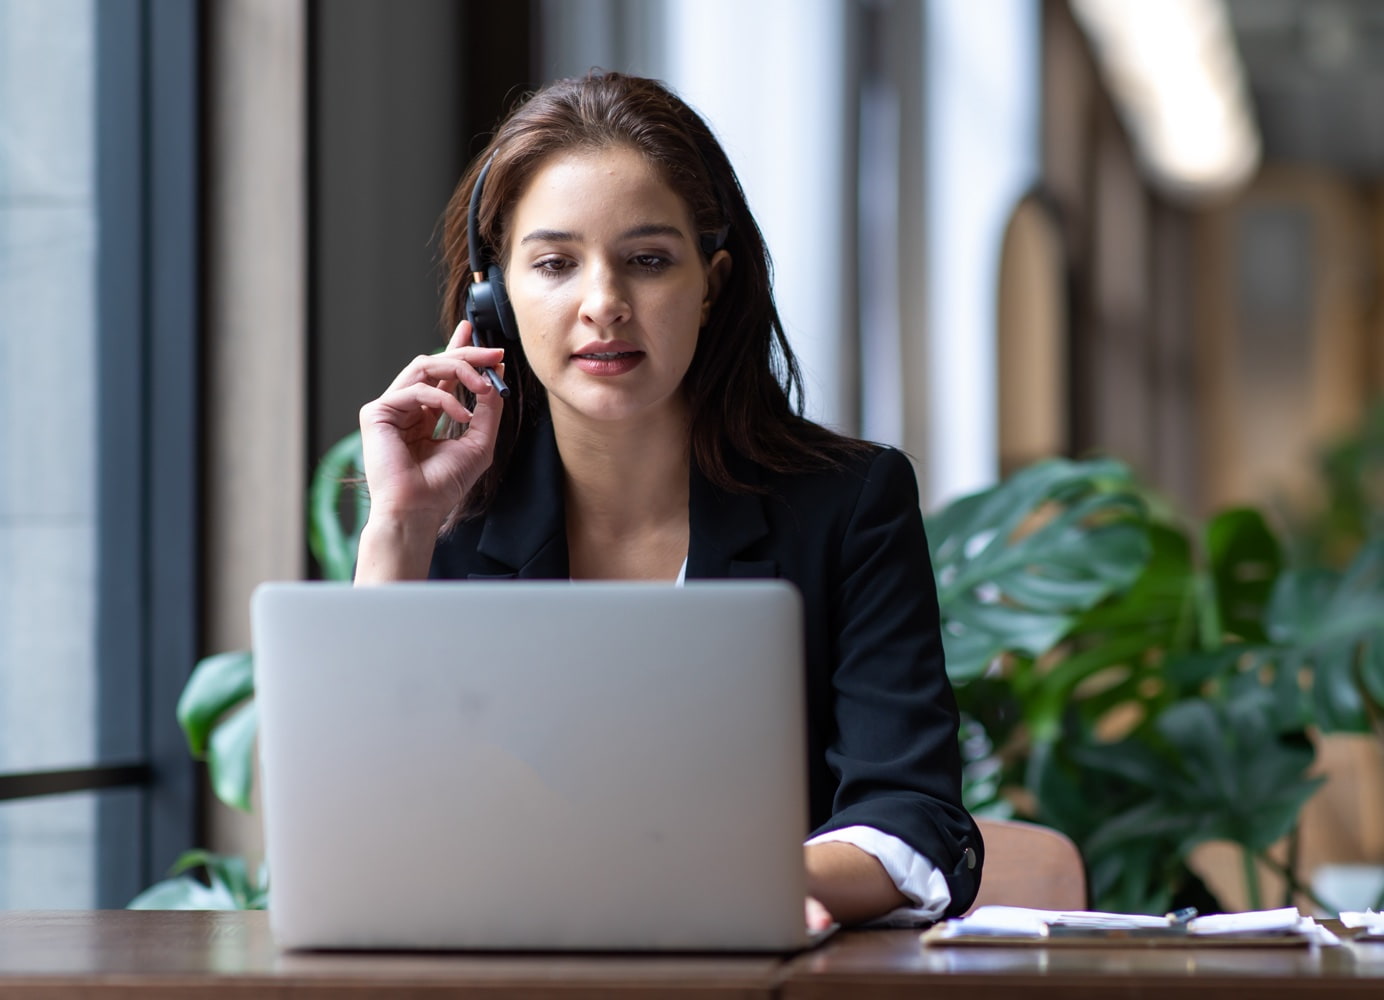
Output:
[812, 446, 983, 914]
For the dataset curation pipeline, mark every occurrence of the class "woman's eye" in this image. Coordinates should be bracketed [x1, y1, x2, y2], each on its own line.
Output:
[534, 257, 570, 275]
[631, 254, 671, 272]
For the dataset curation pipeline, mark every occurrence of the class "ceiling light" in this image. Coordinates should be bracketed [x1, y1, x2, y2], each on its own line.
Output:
[1070, 0, 1261, 201]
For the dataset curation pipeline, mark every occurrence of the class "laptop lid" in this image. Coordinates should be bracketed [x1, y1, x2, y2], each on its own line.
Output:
[251, 580, 811, 951]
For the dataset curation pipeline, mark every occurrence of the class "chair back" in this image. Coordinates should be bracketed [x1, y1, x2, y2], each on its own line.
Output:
[965, 818, 1087, 914]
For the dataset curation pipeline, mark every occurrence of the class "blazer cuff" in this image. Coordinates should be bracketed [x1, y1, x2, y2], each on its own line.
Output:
[805, 824, 952, 925]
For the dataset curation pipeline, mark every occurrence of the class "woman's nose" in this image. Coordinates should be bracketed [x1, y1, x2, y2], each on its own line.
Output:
[578, 264, 631, 328]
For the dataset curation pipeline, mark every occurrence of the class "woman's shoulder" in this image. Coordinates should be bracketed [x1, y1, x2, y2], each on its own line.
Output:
[751, 435, 920, 511]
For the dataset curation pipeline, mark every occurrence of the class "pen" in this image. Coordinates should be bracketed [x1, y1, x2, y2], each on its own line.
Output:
[480, 367, 510, 398]
[1166, 907, 1198, 926]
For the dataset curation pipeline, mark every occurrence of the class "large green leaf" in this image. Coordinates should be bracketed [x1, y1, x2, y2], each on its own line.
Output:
[207, 701, 258, 813]
[1359, 635, 1384, 730]
[1029, 732, 1195, 914]
[1077, 696, 1322, 862]
[310, 430, 368, 582]
[1288, 398, 1384, 568]
[1067, 523, 1198, 646]
[1254, 539, 1384, 732]
[128, 850, 268, 910]
[1206, 508, 1283, 644]
[128, 875, 239, 910]
[987, 524, 1207, 758]
[1266, 539, 1384, 646]
[176, 650, 254, 759]
[927, 458, 1150, 680]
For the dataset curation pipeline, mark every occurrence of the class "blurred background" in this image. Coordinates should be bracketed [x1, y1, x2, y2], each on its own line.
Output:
[1, 0, 1382, 911]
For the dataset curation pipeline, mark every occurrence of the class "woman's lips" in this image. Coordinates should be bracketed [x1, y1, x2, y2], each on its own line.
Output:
[572, 341, 644, 376]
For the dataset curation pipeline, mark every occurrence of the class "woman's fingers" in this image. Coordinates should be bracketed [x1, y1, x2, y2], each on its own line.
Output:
[805, 896, 834, 933]
[450, 318, 485, 350]
[357, 320, 507, 524]
[463, 371, 504, 446]
[364, 382, 474, 431]
[385, 346, 505, 396]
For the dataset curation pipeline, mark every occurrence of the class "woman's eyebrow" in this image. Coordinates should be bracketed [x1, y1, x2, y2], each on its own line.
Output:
[619, 223, 686, 241]
[519, 228, 577, 245]
[517, 223, 687, 246]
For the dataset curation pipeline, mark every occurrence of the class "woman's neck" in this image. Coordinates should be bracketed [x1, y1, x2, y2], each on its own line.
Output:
[551, 405, 692, 580]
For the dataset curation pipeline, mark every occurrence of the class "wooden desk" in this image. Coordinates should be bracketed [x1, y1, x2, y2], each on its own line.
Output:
[0, 911, 782, 999]
[783, 926, 1384, 999]
[5, 911, 1384, 999]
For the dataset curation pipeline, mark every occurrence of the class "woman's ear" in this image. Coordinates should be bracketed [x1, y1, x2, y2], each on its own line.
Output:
[701, 249, 732, 325]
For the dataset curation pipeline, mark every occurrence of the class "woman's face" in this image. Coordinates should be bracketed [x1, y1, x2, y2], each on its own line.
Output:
[504, 145, 729, 431]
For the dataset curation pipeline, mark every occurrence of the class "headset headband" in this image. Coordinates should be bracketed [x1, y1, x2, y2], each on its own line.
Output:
[467, 156, 492, 277]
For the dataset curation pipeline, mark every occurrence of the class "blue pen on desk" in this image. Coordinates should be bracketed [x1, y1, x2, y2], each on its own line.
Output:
[1166, 907, 1198, 927]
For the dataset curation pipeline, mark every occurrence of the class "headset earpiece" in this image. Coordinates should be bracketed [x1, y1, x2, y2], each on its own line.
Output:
[464, 262, 518, 347]
[464, 157, 520, 347]
[699, 225, 730, 257]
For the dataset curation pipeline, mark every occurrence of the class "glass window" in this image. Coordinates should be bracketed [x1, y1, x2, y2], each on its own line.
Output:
[0, 0, 102, 905]
[0, 0, 197, 907]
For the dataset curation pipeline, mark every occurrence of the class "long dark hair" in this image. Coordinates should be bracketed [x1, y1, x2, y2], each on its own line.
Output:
[440, 70, 862, 521]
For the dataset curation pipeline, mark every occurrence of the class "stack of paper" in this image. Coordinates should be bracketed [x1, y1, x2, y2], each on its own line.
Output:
[1341, 910, 1384, 941]
[924, 906, 1339, 947]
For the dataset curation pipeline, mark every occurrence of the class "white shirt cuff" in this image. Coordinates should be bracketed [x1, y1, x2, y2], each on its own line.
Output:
[805, 824, 952, 926]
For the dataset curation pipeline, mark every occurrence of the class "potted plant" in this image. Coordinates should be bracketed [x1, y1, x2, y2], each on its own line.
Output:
[932, 432, 1384, 914]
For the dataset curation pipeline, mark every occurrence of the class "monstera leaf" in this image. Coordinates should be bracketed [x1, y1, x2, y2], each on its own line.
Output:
[1055, 693, 1322, 912]
[1013, 507, 1285, 747]
[128, 850, 268, 911]
[176, 650, 257, 812]
[309, 430, 368, 583]
[1083, 695, 1319, 855]
[1250, 538, 1384, 733]
[925, 458, 1151, 681]
[1207, 508, 1283, 645]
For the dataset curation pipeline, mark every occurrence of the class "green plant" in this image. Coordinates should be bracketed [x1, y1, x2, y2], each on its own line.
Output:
[1283, 396, 1384, 570]
[128, 432, 366, 909]
[129, 850, 269, 911]
[930, 455, 1384, 915]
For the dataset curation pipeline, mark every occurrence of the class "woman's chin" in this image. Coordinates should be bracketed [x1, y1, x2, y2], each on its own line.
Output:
[548, 387, 689, 430]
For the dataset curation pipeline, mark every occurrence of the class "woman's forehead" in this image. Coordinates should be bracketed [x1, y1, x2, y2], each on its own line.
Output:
[510, 146, 696, 236]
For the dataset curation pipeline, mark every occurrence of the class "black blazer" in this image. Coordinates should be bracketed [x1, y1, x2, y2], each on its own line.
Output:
[431, 420, 983, 914]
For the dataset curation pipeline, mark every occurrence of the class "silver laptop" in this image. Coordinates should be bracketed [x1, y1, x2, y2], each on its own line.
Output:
[251, 580, 817, 952]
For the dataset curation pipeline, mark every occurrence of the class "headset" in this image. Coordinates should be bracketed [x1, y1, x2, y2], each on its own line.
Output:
[464, 158, 515, 397]
[462, 150, 731, 398]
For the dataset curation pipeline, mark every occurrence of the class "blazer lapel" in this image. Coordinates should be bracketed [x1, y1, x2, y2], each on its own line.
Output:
[472, 420, 570, 579]
[686, 450, 778, 580]
[471, 426, 777, 581]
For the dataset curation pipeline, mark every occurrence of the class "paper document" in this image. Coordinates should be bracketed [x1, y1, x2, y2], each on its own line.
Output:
[1186, 907, 1301, 936]
[1341, 910, 1384, 940]
[942, 906, 1170, 938]
[925, 905, 1338, 948]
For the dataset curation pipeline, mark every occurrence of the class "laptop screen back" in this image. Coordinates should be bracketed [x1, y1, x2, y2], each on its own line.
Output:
[251, 580, 810, 951]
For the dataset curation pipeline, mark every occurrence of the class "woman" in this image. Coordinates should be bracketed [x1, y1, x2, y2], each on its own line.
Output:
[355, 70, 982, 927]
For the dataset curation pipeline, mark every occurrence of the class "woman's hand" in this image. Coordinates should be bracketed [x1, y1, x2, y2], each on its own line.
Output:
[355, 321, 505, 582]
[805, 895, 834, 933]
